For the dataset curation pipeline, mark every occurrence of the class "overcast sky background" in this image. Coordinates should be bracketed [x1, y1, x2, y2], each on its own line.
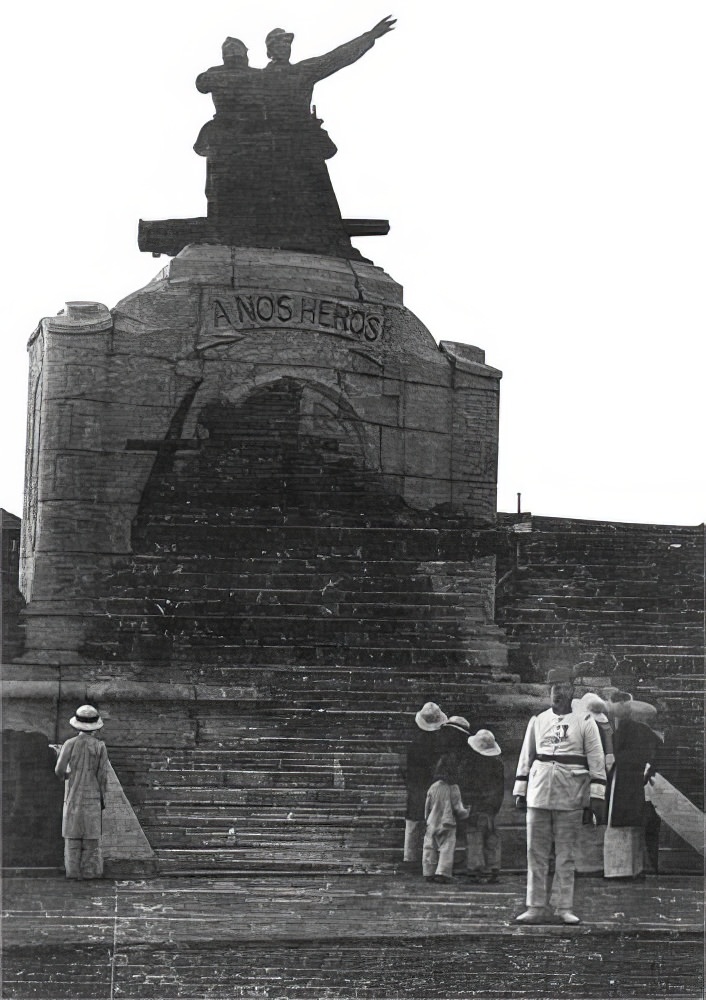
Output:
[1, 1, 704, 525]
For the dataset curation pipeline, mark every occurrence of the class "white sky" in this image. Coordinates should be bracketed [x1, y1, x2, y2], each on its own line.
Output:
[1, 1, 704, 525]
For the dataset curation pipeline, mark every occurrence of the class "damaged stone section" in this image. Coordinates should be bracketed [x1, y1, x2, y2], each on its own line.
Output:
[7, 245, 507, 871]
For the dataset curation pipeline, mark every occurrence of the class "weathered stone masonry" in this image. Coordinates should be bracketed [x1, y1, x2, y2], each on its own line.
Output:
[4, 245, 703, 874]
[6, 245, 509, 872]
[495, 513, 704, 873]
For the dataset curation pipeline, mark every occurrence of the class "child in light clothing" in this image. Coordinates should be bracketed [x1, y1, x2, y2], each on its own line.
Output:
[423, 761, 470, 883]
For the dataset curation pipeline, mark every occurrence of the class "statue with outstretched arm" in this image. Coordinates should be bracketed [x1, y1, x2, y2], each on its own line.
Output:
[258, 16, 395, 255]
[192, 16, 396, 258]
[265, 16, 396, 80]
[262, 17, 396, 139]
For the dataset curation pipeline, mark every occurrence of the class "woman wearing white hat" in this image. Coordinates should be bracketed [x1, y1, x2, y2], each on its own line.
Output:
[603, 691, 661, 879]
[54, 706, 110, 879]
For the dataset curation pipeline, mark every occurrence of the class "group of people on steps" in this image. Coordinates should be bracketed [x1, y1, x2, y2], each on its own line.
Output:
[54, 666, 663, 916]
[403, 666, 664, 924]
[402, 706, 505, 885]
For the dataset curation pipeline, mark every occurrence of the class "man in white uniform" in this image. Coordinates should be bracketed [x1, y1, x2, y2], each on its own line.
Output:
[513, 667, 607, 924]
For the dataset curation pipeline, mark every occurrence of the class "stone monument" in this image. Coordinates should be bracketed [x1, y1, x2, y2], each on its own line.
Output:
[8, 19, 510, 873]
[140, 17, 395, 259]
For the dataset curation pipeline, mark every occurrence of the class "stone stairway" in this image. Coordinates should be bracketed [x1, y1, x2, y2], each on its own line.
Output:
[495, 514, 705, 874]
[4, 874, 703, 999]
[82, 501, 512, 873]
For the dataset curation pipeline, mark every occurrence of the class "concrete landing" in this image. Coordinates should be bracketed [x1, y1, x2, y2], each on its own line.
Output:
[2, 873, 702, 998]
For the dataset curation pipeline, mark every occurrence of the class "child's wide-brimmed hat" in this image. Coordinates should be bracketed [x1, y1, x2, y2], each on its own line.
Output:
[606, 692, 658, 725]
[442, 715, 471, 735]
[468, 729, 502, 756]
[415, 702, 448, 731]
[69, 705, 104, 731]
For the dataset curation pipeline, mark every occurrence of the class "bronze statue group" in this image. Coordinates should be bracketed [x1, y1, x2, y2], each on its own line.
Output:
[192, 17, 395, 255]
[403, 667, 664, 924]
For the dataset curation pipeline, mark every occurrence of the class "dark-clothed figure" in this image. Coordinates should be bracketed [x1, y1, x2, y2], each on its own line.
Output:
[604, 692, 662, 878]
[193, 17, 395, 254]
[465, 729, 504, 882]
[54, 706, 109, 879]
[194, 37, 267, 236]
[423, 760, 470, 882]
[402, 702, 447, 865]
[259, 18, 395, 252]
[513, 668, 607, 924]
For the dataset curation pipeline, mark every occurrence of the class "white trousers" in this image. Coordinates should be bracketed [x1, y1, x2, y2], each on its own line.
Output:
[422, 827, 457, 877]
[526, 807, 582, 910]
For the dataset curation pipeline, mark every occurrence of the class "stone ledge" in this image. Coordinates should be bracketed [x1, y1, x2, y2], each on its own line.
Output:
[440, 341, 503, 379]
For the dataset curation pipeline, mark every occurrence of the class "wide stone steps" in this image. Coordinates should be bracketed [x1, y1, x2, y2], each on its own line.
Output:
[85, 646, 505, 672]
[87, 591, 488, 612]
[113, 571, 488, 594]
[138, 526, 484, 559]
[152, 847, 397, 872]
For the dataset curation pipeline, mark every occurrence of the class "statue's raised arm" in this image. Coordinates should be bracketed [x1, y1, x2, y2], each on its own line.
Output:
[149, 18, 398, 260]
[268, 16, 396, 83]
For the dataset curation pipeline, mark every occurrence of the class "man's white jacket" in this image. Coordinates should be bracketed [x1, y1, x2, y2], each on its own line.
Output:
[512, 708, 607, 811]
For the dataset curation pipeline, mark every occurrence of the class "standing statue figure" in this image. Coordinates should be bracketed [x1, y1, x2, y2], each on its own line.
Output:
[194, 17, 395, 256]
[194, 37, 267, 245]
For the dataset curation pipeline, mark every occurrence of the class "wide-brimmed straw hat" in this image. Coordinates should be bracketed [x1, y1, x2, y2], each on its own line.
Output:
[604, 690, 657, 725]
[69, 705, 103, 731]
[442, 715, 471, 735]
[415, 702, 447, 731]
[468, 729, 502, 756]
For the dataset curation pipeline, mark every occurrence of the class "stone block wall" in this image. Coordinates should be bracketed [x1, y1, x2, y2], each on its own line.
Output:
[1, 509, 24, 662]
[494, 513, 705, 872]
[6, 246, 507, 871]
[8, 245, 700, 874]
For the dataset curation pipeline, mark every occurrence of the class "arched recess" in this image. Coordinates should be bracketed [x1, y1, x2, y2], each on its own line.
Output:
[132, 375, 395, 547]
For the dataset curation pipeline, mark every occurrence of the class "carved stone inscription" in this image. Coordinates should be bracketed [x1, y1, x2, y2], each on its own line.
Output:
[199, 289, 385, 346]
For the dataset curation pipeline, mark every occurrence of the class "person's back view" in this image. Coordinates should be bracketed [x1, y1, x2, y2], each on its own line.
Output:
[423, 761, 470, 883]
[54, 705, 109, 879]
[401, 702, 447, 867]
[465, 729, 504, 882]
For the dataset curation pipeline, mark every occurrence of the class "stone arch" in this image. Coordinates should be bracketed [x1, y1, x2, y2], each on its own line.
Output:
[133, 373, 395, 547]
[180, 368, 380, 477]
[190, 376, 380, 517]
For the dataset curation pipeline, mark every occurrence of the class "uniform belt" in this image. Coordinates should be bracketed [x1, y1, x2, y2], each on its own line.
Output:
[536, 754, 588, 766]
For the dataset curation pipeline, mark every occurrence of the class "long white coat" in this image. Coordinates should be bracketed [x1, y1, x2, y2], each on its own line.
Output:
[513, 708, 606, 810]
[55, 733, 109, 838]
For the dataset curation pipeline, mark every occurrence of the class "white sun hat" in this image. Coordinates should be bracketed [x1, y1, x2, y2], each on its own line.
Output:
[468, 729, 502, 756]
[69, 705, 104, 731]
[414, 702, 448, 731]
